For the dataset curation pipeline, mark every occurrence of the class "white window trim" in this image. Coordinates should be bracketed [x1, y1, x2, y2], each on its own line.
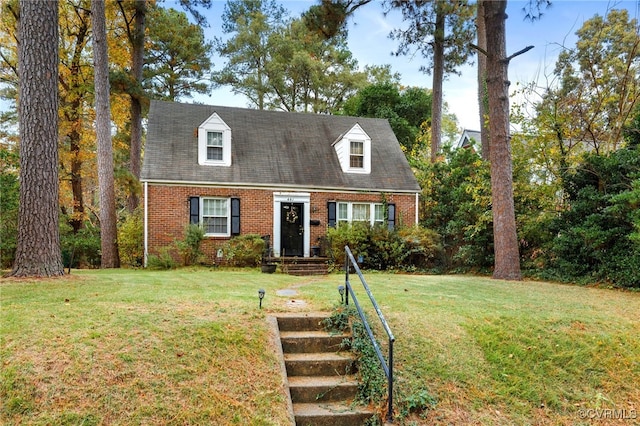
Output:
[333, 123, 371, 174]
[198, 112, 231, 166]
[201, 197, 231, 237]
[337, 201, 385, 226]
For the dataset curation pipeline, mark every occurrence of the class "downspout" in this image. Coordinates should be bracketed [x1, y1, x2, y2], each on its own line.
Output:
[415, 192, 419, 225]
[143, 181, 148, 267]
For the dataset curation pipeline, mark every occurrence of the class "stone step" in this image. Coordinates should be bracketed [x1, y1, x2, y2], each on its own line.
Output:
[276, 313, 329, 332]
[284, 352, 356, 377]
[293, 402, 375, 426]
[288, 375, 359, 403]
[280, 330, 350, 354]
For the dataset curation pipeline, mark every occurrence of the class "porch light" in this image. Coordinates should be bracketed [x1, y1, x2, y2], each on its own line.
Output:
[338, 285, 345, 304]
[258, 289, 266, 309]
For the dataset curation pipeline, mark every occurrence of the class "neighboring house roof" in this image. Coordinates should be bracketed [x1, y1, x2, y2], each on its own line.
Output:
[141, 100, 420, 193]
[456, 129, 482, 150]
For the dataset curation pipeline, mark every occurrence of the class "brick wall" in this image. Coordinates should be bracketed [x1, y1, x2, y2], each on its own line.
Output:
[145, 184, 417, 262]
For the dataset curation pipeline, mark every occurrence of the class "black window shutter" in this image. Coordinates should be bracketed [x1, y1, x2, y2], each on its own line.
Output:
[231, 198, 241, 235]
[189, 197, 200, 225]
[327, 201, 337, 228]
[387, 203, 396, 230]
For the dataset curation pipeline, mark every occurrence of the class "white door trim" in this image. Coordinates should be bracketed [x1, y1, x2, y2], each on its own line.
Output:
[273, 192, 310, 257]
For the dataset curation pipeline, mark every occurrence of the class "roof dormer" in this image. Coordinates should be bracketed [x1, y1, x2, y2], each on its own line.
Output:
[333, 123, 371, 174]
[198, 112, 231, 167]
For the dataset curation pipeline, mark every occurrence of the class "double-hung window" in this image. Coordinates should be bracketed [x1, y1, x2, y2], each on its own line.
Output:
[202, 198, 229, 236]
[207, 131, 223, 161]
[337, 202, 384, 226]
[349, 141, 364, 169]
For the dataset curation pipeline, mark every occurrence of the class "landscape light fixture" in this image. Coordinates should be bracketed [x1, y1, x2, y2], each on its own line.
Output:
[338, 285, 345, 304]
[258, 289, 265, 309]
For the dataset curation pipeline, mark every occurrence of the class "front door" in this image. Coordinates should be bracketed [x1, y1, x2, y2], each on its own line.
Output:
[280, 203, 304, 257]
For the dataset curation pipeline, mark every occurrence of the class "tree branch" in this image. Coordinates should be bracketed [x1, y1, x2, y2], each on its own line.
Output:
[505, 45, 534, 62]
[470, 43, 488, 57]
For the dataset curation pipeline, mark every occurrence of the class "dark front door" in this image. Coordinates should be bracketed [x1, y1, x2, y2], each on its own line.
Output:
[281, 202, 304, 257]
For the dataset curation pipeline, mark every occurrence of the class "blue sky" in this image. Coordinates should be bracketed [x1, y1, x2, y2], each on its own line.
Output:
[195, 0, 640, 131]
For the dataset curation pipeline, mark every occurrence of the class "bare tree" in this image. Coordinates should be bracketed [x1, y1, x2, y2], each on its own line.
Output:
[92, 0, 120, 268]
[9, 0, 64, 277]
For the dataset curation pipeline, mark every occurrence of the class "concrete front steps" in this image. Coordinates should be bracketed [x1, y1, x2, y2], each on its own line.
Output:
[275, 312, 375, 426]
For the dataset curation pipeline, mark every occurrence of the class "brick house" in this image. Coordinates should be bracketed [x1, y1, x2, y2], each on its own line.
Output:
[141, 100, 421, 264]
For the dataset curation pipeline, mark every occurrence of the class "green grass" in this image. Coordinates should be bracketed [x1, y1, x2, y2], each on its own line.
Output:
[2, 269, 639, 425]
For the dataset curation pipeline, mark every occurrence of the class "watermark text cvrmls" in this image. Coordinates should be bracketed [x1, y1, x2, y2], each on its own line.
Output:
[578, 408, 637, 420]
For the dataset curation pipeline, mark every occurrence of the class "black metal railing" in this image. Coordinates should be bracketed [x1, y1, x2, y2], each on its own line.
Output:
[343, 245, 395, 423]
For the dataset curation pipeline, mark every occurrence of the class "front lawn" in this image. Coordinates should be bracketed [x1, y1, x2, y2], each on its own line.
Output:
[1, 269, 638, 425]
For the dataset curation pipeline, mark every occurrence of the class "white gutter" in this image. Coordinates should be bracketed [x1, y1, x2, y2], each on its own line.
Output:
[143, 181, 148, 267]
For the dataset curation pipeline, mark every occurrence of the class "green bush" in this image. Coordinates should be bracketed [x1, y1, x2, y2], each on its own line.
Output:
[221, 234, 265, 267]
[147, 247, 178, 270]
[541, 147, 640, 288]
[397, 225, 441, 268]
[0, 175, 18, 269]
[118, 209, 144, 267]
[326, 223, 441, 271]
[177, 224, 205, 266]
[60, 220, 101, 268]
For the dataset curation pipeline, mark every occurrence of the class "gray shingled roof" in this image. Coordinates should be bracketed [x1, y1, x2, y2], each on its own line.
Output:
[141, 100, 420, 192]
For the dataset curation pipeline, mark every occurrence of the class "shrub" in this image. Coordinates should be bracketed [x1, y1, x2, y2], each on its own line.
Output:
[397, 225, 441, 268]
[147, 247, 178, 270]
[0, 168, 18, 269]
[221, 234, 265, 267]
[176, 224, 205, 266]
[326, 222, 371, 268]
[60, 220, 101, 268]
[118, 209, 144, 267]
[326, 223, 442, 271]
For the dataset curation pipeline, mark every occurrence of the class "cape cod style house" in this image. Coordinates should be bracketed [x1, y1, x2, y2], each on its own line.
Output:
[141, 100, 421, 264]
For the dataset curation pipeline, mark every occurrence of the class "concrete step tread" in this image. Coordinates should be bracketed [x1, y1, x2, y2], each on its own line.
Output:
[293, 402, 374, 416]
[280, 330, 350, 338]
[284, 352, 355, 362]
[288, 375, 359, 387]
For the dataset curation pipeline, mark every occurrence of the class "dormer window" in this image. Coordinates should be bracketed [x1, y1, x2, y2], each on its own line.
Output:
[198, 112, 231, 166]
[350, 141, 364, 168]
[333, 123, 371, 174]
[207, 131, 223, 161]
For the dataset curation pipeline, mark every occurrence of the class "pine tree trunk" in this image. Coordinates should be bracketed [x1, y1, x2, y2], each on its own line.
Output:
[10, 0, 64, 277]
[483, 0, 522, 280]
[430, 5, 445, 163]
[476, 0, 490, 160]
[127, 0, 146, 213]
[92, 0, 120, 268]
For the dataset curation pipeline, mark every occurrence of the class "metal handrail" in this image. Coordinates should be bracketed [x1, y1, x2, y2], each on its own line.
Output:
[343, 245, 395, 423]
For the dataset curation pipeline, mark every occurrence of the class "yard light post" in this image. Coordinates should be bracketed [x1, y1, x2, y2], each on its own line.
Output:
[338, 285, 345, 304]
[258, 289, 265, 309]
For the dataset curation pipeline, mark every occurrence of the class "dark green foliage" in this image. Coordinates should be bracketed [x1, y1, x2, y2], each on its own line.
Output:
[60, 220, 101, 269]
[417, 147, 494, 272]
[342, 83, 431, 155]
[350, 318, 387, 404]
[542, 147, 640, 287]
[0, 148, 19, 268]
[326, 223, 441, 271]
[221, 234, 265, 267]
